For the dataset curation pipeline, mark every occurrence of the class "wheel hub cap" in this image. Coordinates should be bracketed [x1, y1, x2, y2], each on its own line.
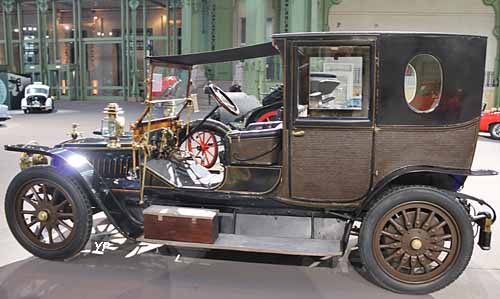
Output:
[37, 210, 49, 222]
[410, 238, 423, 250]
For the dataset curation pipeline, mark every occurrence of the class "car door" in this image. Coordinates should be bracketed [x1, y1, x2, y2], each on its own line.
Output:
[287, 40, 375, 203]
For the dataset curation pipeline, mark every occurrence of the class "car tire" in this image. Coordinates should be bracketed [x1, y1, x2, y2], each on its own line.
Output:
[358, 186, 473, 294]
[48, 101, 55, 113]
[5, 166, 93, 260]
[489, 123, 500, 140]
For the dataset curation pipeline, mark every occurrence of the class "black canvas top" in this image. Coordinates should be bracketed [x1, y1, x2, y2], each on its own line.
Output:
[147, 42, 279, 65]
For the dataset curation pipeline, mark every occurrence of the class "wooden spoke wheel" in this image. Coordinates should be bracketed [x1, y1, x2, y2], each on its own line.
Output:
[187, 131, 219, 168]
[373, 202, 459, 284]
[14, 180, 77, 250]
[5, 166, 92, 260]
[358, 186, 473, 294]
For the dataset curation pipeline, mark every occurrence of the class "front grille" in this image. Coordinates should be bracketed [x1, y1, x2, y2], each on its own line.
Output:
[90, 157, 132, 178]
[27, 96, 47, 105]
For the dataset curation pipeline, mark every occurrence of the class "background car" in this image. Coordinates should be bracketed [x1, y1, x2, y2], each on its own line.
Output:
[480, 108, 500, 140]
[0, 104, 11, 122]
[21, 82, 54, 113]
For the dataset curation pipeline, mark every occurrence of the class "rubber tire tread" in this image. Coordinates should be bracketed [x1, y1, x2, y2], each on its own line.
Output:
[358, 185, 473, 294]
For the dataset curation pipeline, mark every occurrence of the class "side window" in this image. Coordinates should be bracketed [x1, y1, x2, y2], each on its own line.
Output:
[404, 54, 443, 113]
[296, 46, 371, 119]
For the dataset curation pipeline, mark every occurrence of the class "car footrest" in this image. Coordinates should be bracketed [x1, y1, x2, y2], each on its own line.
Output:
[138, 233, 342, 257]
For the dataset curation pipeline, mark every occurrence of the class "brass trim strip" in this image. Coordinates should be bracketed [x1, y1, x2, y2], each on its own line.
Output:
[375, 117, 480, 131]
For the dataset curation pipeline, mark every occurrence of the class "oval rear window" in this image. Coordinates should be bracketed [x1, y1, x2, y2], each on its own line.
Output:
[404, 54, 443, 113]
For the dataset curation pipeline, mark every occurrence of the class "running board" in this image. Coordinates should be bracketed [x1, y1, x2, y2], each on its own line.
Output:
[138, 234, 342, 257]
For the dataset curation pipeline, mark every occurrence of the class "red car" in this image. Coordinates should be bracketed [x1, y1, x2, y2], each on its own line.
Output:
[480, 109, 500, 139]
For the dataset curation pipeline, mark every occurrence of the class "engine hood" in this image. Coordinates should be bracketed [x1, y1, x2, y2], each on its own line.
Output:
[26, 93, 49, 98]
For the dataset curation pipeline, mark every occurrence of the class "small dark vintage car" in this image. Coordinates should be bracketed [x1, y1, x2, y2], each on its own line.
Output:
[4, 32, 497, 294]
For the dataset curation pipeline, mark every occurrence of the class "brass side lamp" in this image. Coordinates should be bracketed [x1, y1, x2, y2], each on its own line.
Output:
[101, 103, 125, 148]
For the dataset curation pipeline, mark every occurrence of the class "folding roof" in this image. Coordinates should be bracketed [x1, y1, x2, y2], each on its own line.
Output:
[147, 42, 279, 66]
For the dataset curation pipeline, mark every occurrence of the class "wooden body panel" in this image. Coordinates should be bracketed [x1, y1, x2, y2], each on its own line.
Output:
[290, 128, 373, 201]
[373, 119, 479, 184]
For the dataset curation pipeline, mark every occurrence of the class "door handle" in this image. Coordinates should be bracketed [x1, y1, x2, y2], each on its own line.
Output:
[292, 130, 305, 137]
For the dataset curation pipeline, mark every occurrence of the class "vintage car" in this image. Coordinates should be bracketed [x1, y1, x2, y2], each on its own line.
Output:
[480, 108, 500, 139]
[21, 82, 54, 113]
[0, 104, 11, 122]
[3, 32, 497, 294]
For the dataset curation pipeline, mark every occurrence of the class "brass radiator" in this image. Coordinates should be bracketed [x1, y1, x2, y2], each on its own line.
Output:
[90, 156, 132, 179]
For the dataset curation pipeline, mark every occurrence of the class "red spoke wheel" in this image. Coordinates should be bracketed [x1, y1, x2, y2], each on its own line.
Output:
[187, 131, 219, 168]
[5, 166, 92, 260]
[257, 109, 280, 122]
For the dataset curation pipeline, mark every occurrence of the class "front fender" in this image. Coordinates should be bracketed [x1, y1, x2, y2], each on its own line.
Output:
[4, 143, 136, 237]
[45, 97, 53, 108]
[5, 144, 95, 189]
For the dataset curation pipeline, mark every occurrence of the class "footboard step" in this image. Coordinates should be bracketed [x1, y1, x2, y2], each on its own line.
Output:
[138, 234, 342, 257]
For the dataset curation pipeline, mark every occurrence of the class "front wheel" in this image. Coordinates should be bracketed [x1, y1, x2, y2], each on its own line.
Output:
[5, 166, 93, 260]
[489, 123, 500, 140]
[358, 186, 473, 294]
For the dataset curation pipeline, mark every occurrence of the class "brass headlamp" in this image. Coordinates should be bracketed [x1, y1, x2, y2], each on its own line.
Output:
[101, 103, 125, 148]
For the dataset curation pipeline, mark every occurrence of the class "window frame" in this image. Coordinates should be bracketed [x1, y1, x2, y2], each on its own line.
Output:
[290, 39, 376, 128]
[404, 53, 444, 114]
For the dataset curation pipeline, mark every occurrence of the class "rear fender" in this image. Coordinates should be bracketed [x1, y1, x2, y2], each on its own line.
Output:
[361, 166, 498, 211]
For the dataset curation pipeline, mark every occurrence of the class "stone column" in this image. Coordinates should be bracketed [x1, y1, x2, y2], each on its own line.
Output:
[2, 0, 15, 72]
[37, 0, 49, 83]
[324, 0, 343, 31]
[129, 0, 139, 98]
[244, 0, 267, 99]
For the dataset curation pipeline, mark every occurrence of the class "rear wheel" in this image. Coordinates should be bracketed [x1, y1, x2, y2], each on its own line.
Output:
[359, 186, 473, 294]
[489, 123, 500, 140]
[5, 166, 92, 260]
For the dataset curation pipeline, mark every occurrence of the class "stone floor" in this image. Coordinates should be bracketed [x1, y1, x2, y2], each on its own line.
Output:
[0, 101, 499, 298]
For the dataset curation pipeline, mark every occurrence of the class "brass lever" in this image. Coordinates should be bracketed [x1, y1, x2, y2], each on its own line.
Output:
[292, 130, 305, 137]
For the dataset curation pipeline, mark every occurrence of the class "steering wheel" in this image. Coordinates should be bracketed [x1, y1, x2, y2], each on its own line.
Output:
[208, 83, 240, 116]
